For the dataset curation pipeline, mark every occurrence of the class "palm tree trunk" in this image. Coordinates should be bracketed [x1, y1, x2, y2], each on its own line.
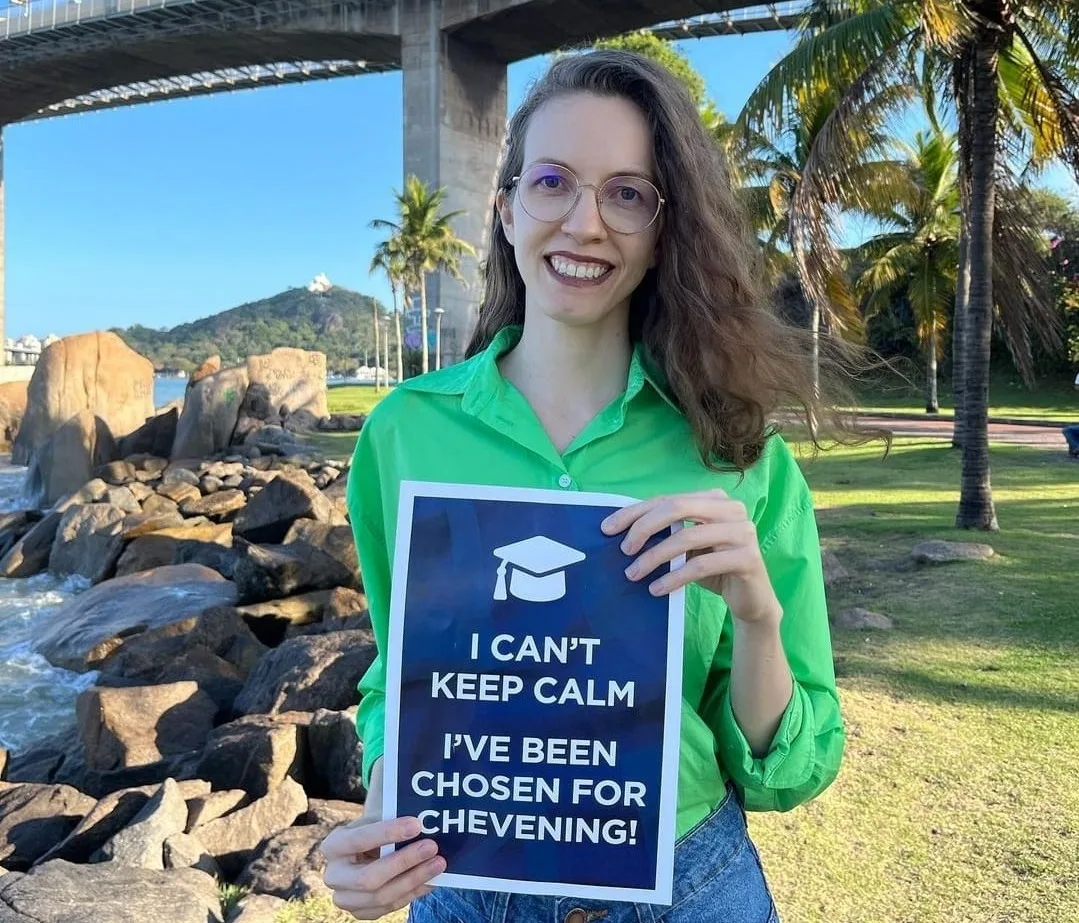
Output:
[420, 277, 430, 375]
[956, 39, 999, 531]
[372, 302, 381, 392]
[951, 218, 970, 446]
[395, 299, 405, 384]
[926, 324, 939, 413]
[388, 283, 399, 387]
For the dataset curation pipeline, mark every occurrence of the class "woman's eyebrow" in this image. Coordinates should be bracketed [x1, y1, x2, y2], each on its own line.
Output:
[527, 157, 656, 182]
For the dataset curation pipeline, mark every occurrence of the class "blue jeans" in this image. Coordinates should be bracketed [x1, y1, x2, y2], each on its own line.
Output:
[407, 785, 780, 923]
[1064, 424, 1079, 454]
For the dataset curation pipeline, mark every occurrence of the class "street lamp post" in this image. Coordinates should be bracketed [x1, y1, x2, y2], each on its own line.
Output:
[434, 308, 445, 371]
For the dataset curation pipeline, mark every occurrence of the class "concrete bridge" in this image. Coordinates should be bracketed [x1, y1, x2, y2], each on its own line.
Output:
[0, 0, 804, 364]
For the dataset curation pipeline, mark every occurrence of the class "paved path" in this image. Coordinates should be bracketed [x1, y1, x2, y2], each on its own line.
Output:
[857, 415, 1070, 448]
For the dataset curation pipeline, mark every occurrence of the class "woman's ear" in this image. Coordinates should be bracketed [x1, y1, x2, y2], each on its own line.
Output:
[496, 188, 515, 246]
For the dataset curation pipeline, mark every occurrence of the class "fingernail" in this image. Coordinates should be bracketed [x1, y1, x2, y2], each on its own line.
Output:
[620, 539, 633, 555]
[600, 517, 614, 533]
[419, 840, 438, 859]
[403, 818, 421, 838]
[625, 562, 640, 580]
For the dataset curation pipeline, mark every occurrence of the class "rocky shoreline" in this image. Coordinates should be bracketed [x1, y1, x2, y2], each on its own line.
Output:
[0, 333, 373, 922]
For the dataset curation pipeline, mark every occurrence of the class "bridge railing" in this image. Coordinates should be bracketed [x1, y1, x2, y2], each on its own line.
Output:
[0, 0, 200, 38]
[659, 1, 809, 29]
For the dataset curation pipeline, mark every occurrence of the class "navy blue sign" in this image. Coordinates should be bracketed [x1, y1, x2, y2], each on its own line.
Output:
[383, 482, 684, 903]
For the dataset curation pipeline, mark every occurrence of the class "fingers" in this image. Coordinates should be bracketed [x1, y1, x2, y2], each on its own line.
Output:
[322, 824, 447, 921]
[624, 521, 757, 591]
[321, 816, 421, 861]
[604, 491, 746, 556]
[648, 548, 758, 595]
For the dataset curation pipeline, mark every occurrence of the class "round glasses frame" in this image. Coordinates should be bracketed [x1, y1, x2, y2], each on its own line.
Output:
[508, 163, 665, 235]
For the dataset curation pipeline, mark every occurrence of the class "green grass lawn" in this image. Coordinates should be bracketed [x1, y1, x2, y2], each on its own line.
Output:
[751, 437, 1079, 923]
[852, 367, 1078, 422]
[286, 388, 1079, 923]
[327, 384, 390, 416]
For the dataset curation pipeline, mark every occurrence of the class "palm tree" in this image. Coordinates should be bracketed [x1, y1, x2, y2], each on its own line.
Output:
[369, 233, 407, 387]
[735, 80, 915, 396]
[853, 129, 959, 413]
[373, 176, 475, 375]
[741, 0, 1079, 530]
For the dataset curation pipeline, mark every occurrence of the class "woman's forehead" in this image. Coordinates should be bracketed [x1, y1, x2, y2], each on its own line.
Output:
[523, 93, 655, 175]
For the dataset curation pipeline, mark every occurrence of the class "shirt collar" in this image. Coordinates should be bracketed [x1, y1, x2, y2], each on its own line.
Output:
[398, 324, 680, 415]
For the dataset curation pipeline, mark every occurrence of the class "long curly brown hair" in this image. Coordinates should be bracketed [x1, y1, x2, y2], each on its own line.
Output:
[465, 48, 860, 471]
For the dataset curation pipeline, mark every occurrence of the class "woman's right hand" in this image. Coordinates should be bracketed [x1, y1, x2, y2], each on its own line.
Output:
[320, 761, 446, 919]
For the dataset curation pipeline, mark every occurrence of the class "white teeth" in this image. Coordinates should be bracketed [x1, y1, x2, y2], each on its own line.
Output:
[550, 257, 610, 280]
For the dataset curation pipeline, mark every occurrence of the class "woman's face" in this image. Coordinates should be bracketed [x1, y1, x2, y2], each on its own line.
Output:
[498, 92, 661, 333]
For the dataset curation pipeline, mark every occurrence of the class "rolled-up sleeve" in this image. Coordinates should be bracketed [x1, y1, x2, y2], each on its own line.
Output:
[346, 423, 392, 788]
[698, 449, 845, 812]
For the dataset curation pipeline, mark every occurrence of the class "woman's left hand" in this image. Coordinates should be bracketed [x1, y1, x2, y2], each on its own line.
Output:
[601, 490, 782, 627]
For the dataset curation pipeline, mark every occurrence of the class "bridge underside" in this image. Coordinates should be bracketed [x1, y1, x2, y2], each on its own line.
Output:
[0, 30, 399, 124]
[447, 0, 784, 59]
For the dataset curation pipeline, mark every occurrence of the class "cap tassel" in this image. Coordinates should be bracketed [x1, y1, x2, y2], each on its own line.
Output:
[494, 559, 508, 601]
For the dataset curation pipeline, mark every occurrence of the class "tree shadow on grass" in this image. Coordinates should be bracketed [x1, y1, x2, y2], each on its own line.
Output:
[834, 656, 1079, 716]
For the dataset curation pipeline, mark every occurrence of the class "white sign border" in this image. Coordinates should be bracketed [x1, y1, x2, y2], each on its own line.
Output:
[381, 480, 686, 906]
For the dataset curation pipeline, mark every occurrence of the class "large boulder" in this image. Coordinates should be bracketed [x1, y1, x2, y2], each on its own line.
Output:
[92, 777, 189, 869]
[0, 379, 28, 452]
[0, 511, 62, 579]
[116, 406, 178, 459]
[0, 782, 96, 871]
[35, 563, 239, 672]
[248, 347, 327, 421]
[231, 468, 333, 544]
[23, 410, 117, 508]
[0, 859, 224, 923]
[47, 503, 126, 584]
[11, 331, 154, 467]
[305, 708, 365, 802]
[232, 540, 359, 604]
[283, 520, 359, 586]
[33, 779, 211, 867]
[232, 629, 376, 716]
[196, 713, 308, 799]
[171, 365, 248, 460]
[188, 775, 307, 879]
[0, 511, 39, 561]
[235, 820, 335, 900]
[88, 605, 265, 680]
[76, 682, 218, 771]
[113, 521, 233, 578]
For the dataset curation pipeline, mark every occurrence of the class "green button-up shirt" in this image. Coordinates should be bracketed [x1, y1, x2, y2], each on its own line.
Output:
[347, 326, 844, 837]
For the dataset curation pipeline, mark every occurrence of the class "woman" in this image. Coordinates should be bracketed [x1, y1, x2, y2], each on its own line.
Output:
[322, 49, 846, 923]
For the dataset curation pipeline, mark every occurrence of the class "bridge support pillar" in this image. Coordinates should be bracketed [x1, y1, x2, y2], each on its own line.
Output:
[0, 129, 5, 368]
[402, 1, 506, 366]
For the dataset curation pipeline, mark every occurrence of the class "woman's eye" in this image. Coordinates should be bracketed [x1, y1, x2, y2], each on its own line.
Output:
[615, 186, 640, 202]
[538, 175, 564, 190]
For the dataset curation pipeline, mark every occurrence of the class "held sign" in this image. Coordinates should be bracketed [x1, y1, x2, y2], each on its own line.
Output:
[381, 482, 686, 903]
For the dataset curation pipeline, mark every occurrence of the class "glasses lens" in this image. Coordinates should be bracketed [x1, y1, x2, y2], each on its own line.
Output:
[599, 177, 661, 233]
[518, 164, 578, 223]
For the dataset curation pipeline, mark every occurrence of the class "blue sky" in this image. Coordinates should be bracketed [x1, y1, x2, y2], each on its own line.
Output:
[5, 30, 1078, 340]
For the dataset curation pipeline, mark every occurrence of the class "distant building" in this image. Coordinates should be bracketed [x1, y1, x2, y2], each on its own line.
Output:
[308, 273, 333, 294]
[5, 333, 60, 365]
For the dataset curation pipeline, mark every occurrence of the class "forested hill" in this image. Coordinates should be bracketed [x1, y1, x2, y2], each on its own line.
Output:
[112, 286, 385, 374]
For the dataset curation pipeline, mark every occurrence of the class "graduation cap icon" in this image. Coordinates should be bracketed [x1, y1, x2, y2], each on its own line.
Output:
[492, 535, 587, 603]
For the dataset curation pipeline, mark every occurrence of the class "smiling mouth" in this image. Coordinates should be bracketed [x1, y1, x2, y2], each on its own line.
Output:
[544, 255, 614, 285]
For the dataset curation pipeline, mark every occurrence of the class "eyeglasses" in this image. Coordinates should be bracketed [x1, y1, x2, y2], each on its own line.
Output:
[508, 163, 664, 235]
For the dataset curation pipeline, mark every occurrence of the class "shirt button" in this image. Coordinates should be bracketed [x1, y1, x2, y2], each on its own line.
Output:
[557, 473, 573, 489]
